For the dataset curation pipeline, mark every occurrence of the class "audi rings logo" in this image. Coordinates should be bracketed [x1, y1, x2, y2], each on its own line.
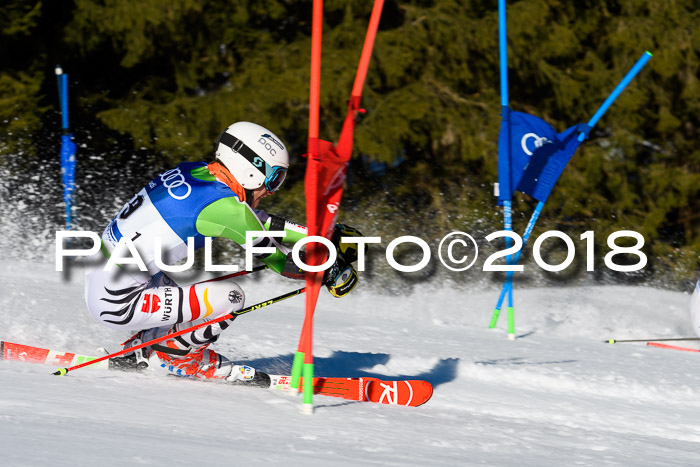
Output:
[520, 133, 551, 156]
[160, 168, 192, 200]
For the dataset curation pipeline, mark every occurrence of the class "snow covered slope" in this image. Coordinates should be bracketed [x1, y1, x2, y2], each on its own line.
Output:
[2, 259, 699, 466]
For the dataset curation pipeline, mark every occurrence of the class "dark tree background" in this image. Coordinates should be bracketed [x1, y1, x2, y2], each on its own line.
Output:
[1, 0, 699, 285]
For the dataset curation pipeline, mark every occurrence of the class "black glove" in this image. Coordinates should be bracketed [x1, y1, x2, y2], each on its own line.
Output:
[323, 259, 359, 298]
[281, 251, 359, 299]
[281, 252, 305, 280]
[331, 223, 366, 264]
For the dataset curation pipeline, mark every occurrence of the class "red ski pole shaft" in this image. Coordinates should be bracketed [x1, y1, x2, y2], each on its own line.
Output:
[54, 287, 306, 375]
[647, 342, 700, 353]
[605, 337, 700, 344]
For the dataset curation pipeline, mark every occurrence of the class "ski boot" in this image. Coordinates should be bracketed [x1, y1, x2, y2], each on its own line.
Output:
[106, 332, 151, 372]
[147, 339, 271, 387]
[226, 365, 271, 388]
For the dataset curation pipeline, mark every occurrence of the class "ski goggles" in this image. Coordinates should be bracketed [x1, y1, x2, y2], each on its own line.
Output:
[218, 131, 288, 192]
[264, 165, 287, 192]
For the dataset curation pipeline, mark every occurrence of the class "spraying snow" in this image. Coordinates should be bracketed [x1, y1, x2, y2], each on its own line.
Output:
[2, 258, 699, 466]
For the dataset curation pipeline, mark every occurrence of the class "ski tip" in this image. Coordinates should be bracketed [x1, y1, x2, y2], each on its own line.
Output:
[416, 381, 434, 406]
[53, 368, 68, 376]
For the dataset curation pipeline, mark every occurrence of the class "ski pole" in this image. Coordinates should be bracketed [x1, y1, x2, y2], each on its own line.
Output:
[647, 342, 700, 353]
[605, 337, 700, 344]
[54, 286, 306, 375]
[193, 264, 268, 285]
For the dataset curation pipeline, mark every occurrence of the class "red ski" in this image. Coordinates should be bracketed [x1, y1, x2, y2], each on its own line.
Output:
[1, 341, 433, 407]
[270, 375, 433, 407]
[1, 340, 108, 369]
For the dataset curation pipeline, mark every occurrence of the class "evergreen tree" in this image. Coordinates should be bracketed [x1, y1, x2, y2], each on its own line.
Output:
[1, 0, 699, 285]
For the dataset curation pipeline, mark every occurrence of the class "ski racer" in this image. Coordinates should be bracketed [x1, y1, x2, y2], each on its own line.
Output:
[84, 121, 360, 385]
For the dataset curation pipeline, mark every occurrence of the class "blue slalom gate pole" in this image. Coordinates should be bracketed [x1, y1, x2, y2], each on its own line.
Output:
[488, 6, 650, 339]
[578, 51, 652, 142]
[56, 65, 77, 232]
[498, 0, 508, 108]
[489, 0, 515, 333]
[491, 51, 652, 336]
[60, 73, 69, 131]
[492, 201, 544, 326]
[498, 0, 515, 334]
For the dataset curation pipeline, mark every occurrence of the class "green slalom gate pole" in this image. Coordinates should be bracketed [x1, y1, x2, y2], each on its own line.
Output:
[489, 308, 502, 329]
[301, 322, 315, 413]
[303, 362, 315, 412]
[506, 278, 515, 339]
[290, 351, 304, 388]
[507, 307, 515, 340]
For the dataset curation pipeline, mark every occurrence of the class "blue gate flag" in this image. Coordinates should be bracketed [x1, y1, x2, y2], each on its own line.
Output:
[498, 111, 591, 204]
[489, 0, 650, 340]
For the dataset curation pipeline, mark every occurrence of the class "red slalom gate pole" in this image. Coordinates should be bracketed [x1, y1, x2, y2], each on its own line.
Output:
[54, 287, 306, 375]
[308, 0, 322, 145]
[292, 0, 325, 414]
[291, 0, 385, 413]
[337, 0, 384, 158]
[351, 0, 384, 96]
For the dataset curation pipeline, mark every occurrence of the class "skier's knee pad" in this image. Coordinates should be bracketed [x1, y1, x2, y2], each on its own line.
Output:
[212, 281, 245, 314]
[189, 281, 245, 320]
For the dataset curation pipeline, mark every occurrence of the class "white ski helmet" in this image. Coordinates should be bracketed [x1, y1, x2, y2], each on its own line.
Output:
[215, 121, 289, 192]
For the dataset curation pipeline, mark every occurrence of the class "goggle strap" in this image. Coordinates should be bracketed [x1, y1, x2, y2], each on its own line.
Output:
[219, 131, 287, 192]
[218, 132, 267, 177]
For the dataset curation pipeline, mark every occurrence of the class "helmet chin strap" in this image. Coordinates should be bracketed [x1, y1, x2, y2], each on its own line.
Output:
[244, 189, 255, 204]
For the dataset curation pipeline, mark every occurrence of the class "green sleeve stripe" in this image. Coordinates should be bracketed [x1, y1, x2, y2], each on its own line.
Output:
[100, 239, 111, 258]
[190, 165, 217, 182]
[196, 198, 288, 273]
[99, 238, 125, 271]
[197, 197, 250, 243]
